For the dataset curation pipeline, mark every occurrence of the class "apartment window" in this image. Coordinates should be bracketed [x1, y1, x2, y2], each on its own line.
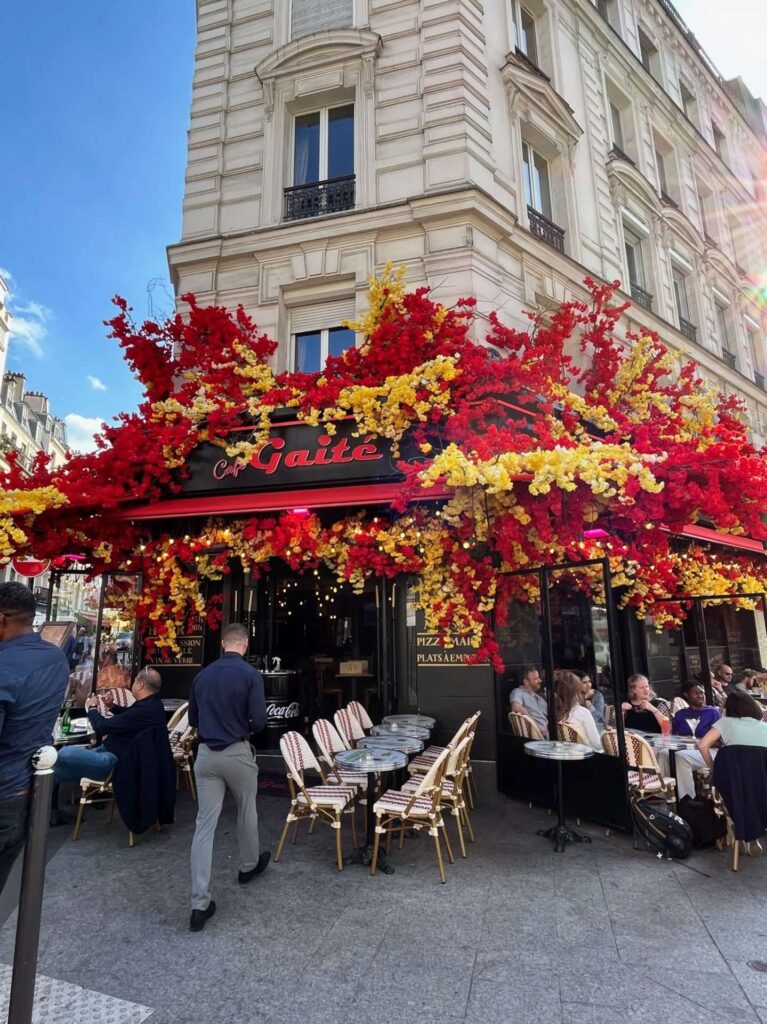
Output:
[655, 148, 668, 195]
[638, 28, 661, 80]
[624, 229, 651, 309]
[714, 304, 736, 368]
[522, 141, 565, 252]
[609, 102, 624, 152]
[696, 179, 716, 243]
[293, 327, 355, 373]
[712, 122, 727, 162]
[653, 134, 678, 204]
[679, 79, 698, 127]
[511, 2, 538, 66]
[291, 0, 352, 41]
[285, 104, 355, 221]
[747, 325, 765, 388]
[596, 0, 617, 28]
[672, 267, 696, 341]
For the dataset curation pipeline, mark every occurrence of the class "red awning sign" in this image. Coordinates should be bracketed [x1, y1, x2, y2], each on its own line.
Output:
[11, 556, 51, 579]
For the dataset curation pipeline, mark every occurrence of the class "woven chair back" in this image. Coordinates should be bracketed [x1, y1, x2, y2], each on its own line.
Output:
[280, 730, 320, 788]
[334, 708, 365, 745]
[312, 718, 347, 762]
[412, 744, 452, 797]
[347, 701, 374, 730]
[558, 720, 588, 745]
[166, 702, 189, 732]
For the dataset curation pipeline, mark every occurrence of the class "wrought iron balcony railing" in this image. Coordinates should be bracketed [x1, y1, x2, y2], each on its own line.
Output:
[720, 348, 736, 370]
[284, 175, 355, 222]
[527, 206, 565, 253]
[679, 317, 697, 343]
[630, 282, 653, 310]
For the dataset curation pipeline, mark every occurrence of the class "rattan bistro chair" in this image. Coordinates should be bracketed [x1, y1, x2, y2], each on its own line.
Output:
[508, 711, 545, 741]
[334, 707, 365, 748]
[403, 733, 475, 858]
[372, 745, 455, 883]
[557, 721, 589, 746]
[170, 724, 197, 800]
[347, 700, 374, 731]
[602, 729, 676, 806]
[166, 701, 189, 733]
[275, 731, 357, 871]
[311, 719, 368, 791]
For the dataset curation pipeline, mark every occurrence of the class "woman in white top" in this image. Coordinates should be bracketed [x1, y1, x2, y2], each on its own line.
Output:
[556, 671, 602, 750]
[699, 690, 767, 768]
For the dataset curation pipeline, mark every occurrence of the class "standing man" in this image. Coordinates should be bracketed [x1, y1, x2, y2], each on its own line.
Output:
[188, 622, 269, 932]
[0, 582, 69, 893]
[510, 665, 549, 738]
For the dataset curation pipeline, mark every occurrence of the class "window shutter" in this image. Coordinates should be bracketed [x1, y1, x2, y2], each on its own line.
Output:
[289, 297, 356, 335]
[291, 0, 353, 42]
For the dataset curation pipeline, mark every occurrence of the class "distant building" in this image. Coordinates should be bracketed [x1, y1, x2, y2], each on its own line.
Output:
[0, 373, 68, 473]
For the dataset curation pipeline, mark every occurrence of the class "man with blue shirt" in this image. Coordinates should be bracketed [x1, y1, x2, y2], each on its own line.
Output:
[0, 582, 69, 892]
[510, 665, 549, 737]
[188, 622, 269, 932]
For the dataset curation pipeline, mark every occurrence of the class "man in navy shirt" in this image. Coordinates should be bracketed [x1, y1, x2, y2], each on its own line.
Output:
[188, 622, 268, 932]
[0, 582, 69, 892]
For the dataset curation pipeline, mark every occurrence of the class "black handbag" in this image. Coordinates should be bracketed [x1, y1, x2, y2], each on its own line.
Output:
[631, 797, 692, 859]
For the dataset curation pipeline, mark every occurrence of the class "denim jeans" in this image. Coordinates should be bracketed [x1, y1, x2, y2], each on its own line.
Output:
[0, 793, 30, 894]
[54, 745, 117, 786]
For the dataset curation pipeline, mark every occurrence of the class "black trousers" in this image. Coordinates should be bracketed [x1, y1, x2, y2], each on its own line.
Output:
[0, 794, 30, 895]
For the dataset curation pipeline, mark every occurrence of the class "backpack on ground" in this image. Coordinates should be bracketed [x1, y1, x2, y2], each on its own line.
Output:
[676, 795, 727, 848]
[631, 797, 692, 860]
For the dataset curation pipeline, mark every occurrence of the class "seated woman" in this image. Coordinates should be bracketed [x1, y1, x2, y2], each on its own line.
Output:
[556, 671, 602, 750]
[581, 673, 604, 728]
[699, 690, 767, 769]
[621, 674, 669, 734]
[672, 682, 721, 738]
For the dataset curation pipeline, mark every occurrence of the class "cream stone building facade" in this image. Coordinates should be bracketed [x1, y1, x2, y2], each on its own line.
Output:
[168, 0, 767, 436]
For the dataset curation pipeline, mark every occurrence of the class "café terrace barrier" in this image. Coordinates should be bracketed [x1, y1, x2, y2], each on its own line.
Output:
[8, 745, 57, 1024]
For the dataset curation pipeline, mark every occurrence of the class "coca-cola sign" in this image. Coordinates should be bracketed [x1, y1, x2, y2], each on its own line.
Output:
[266, 700, 300, 723]
[179, 417, 416, 496]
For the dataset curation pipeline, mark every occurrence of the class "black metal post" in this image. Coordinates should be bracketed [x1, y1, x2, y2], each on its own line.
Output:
[539, 568, 557, 739]
[380, 577, 391, 715]
[692, 599, 713, 704]
[8, 746, 58, 1024]
[602, 558, 631, 812]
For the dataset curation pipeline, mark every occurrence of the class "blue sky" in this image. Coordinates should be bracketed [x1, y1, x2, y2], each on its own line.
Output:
[0, 2, 763, 452]
[0, 1, 194, 449]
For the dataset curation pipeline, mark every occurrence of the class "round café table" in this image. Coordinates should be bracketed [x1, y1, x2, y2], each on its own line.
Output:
[335, 746, 407, 874]
[524, 740, 595, 853]
[383, 714, 436, 730]
[358, 734, 424, 755]
[371, 722, 431, 740]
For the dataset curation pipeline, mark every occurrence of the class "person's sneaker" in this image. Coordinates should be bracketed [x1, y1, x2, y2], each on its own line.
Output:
[189, 900, 216, 932]
[238, 851, 271, 884]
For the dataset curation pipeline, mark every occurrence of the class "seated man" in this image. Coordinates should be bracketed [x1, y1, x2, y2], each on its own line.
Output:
[55, 668, 165, 787]
[672, 682, 721, 738]
[509, 665, 548, 737]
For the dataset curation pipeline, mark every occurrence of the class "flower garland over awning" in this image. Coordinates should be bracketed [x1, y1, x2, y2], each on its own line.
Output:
[2, 268, 767, 669]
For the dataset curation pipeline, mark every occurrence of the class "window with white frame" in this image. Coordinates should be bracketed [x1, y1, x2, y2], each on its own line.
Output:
[679, 78, 698, 127]
[286, 103, 355, 221]
[714, 302, 734, 360]
[290, 0, 352, 42]
[638, 27, 661, 81]
[711, 122, 728, 163]
[522, 141, 552, 219]
[510, 1, 538, 66]
[289, 298, 356, 373]
[606, 81, 636, 162]
[653, 133, 677, 203]
[696, 178, 715, 242]
[672, 265, 695, 339]
[747, 323, 765, 387]
[596, 0, 618, 29]
[624, 229, 651, 308]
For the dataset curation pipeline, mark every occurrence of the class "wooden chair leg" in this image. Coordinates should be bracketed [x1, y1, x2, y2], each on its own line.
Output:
[733, 840, 740, 872]
[308, 815, 317, 835]
[274, 817, 292, 862]
[441, 818, 455, 864]
[108, 800, 116, 824]
[433, 831, 447, 884]
[72, 798, 87, 841]
[385, 827, 392, 854]
[128, 831, 135, 848]
[453, 809, 467, 858]
[350, 809, 358, 847]
[370, 817, 382, 876]
[462, 803, 475, 843]
[292, 819, 301, 844]
[334, 816, 343, 871]
[398, 822, 406, 850]
[189, 770, 197, 801]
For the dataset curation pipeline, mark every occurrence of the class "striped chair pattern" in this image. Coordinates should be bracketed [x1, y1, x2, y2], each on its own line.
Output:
[403, 732, 475, 858]
[311, 719, 367, 791]
[347, 700, 374, 731]
[334, 707, 365, 747]
[602, 729, 676, 806]
[557, 721, 588, 746]
[275, 731, 357, 870]
[372, 744, 454, 883]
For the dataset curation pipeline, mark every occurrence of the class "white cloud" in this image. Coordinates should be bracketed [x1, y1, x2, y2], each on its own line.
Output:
[9, 316, 47, 358]
[16, 300, 53, 322]
[87, 375, 107, 392]
[0, 267, 14, 284]
[64, 413, 104, 453]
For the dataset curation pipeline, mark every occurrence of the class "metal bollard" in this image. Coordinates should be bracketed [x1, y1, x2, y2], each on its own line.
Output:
[8, 745, 57, 1024]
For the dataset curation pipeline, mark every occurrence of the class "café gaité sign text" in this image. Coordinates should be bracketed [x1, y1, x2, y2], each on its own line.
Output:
[179, 417, 417, 496]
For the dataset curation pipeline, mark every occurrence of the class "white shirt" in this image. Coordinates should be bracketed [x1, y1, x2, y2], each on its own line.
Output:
[566, 704, 602, 751]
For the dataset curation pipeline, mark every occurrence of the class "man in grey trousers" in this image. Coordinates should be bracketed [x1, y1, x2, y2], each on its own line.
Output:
[188, 622, 270, 932]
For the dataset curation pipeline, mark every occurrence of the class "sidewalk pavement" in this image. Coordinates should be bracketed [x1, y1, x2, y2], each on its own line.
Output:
[1, 785, 767, 1023]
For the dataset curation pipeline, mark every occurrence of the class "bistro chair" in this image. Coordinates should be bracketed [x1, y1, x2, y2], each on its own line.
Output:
[371, 745, 454, 883]
[311, 719, 368, 792]
[557, 721, 589, 746]
[94, 686, 136, 716]
[275, 731, 357, 871]
[71, 773, 149, 847]
[166, 701, 189, 733]
[334, 707, 365, 748]
[347, 700, 374, 732]
[603, 704, 616, 728]
[171, 724, 197, 799]
[672, 697, 689, 714]
[408, 712, 477, 775]
[508, 711, 545, 741]
[602, 729, 676, 806]
[403, 733, 475, 858]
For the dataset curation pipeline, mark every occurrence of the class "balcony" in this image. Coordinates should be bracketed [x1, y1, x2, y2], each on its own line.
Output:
[679, 318, 697, 343]
[720, 349, 737, 370]
[527, 206, 565, 253]
[755, 371, 766, 391]
[629, 282, 653, 310]
[284, 175, 355, 222]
